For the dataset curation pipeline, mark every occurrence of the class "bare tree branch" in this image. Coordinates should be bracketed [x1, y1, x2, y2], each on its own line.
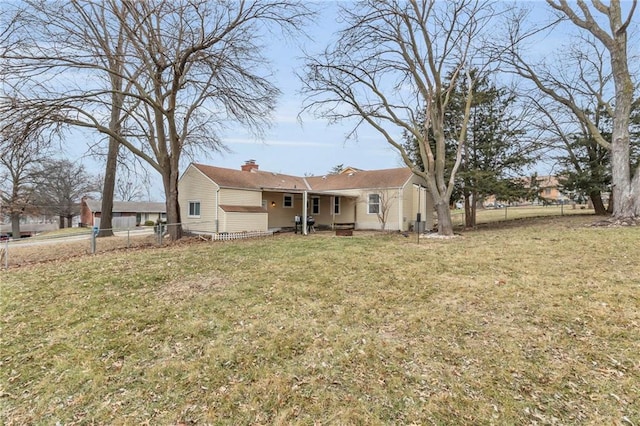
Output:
[301, 0, 497, 235]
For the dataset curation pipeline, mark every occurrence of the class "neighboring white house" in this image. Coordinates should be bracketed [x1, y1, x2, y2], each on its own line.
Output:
[178, 160, 433, 234]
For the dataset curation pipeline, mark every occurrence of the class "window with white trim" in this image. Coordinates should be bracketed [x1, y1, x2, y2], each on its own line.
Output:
[334, 196, 340, 214]
[283, 194, 293, 208]
[368, 193, 380, 214]
[188, 201, 201, 217]
[312, 197, 320, 215]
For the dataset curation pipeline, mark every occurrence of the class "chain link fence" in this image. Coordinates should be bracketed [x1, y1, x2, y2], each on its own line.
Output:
[0, 221, 273, 269]
[449, 203, 593, 227]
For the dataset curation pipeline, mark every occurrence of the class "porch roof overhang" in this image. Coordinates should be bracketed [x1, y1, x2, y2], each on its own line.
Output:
[219, 205, 267, 213]
[259, 187, 357, 198]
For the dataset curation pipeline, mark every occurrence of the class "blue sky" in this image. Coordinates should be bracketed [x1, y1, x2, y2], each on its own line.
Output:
[68, 1, 405, 201]
[64, 1, 636, 201]
[191, 1, 406, 177]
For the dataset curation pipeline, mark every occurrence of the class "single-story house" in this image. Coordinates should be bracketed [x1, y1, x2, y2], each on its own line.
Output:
[80, 197, 166, 228]
[178, 160, 434, 235]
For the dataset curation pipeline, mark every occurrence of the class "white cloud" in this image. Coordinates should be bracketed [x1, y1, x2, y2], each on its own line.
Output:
[224, 137, 333, 148]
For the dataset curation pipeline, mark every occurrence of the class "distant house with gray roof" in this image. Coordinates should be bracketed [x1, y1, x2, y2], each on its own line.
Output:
[178, 160, 433, 234]
[80, 197, 166, 228]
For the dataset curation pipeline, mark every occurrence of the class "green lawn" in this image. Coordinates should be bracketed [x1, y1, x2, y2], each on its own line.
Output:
[1, 215, 639, 425]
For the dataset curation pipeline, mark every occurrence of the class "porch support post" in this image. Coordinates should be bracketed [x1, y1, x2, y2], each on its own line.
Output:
[302, 191, 308, 235]
[332, 196, 335, 230]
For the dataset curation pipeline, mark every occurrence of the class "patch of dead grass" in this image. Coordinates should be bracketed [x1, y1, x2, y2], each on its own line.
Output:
[158, 274, 232, 301]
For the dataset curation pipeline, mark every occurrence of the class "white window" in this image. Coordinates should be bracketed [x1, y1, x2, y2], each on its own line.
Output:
[368, 193, 380, 214]
[283, 194, 293, 208]
[188, 201, 201, 217]
[312, 197, 320, 215]
[334, 196, 340, 215]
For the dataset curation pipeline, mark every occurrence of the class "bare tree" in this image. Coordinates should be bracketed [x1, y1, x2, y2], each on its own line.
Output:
[528, 93, 614, 215]
[34, 159, 100, 229]
[503, 0, 639, 222]
[301, 0, 498, 236]
[0, 3, 24, 60]
[367, 190, 398, 231]
[0, 114, 52, 238]
[1, 0, 133, 237]
[114, 159, 151, 202]
[2, 0, 311, 240]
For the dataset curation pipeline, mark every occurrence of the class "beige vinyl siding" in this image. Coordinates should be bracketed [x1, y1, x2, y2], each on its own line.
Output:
[264, 194, 299, 228]
[349, 188, 402, 231]
[402, 184, 414, 231]
[219, 188, 262, 206]
[330, 186, 417, 231]
[218, 189, 265, 233]
[324, 188, 376, 230]
[178, 165, 219, 232]
[325, 190, 358, 225]
[384, 188, 402, 231]
[405, 175, 433, 231]
[309, 196, 338, 228]
[220, 212, 268, 233]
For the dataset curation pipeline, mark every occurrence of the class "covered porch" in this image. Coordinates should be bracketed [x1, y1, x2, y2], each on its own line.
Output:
[261, 189, 357, 234]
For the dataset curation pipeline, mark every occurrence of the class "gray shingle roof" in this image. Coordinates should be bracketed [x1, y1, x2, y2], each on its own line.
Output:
[86, 200, 165, 213]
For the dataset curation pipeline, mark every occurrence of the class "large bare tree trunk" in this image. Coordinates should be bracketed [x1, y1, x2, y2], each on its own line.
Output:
[435, 201, 454, 236]
[162, 167, 182, 241]
[463, 190, 478, 229]
[98, 137, 119, 237]
[10, 214, 20, 239]
[98, 17, 126, 239]
[544, 0, 639, 221]
[589, 191, 607, 216]
[609, 11, 639, 219]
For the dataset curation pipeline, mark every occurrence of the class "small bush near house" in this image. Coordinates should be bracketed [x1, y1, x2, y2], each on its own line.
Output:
[144, 220, 155, 226]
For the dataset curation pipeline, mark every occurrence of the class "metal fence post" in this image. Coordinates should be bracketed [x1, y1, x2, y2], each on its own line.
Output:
[4, 239, 8, 269]
[157, 223, 163, 245]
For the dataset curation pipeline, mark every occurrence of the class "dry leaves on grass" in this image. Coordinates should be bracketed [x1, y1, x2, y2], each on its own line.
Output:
[4, 235, 157, 267]
[157, 274, 233, 301]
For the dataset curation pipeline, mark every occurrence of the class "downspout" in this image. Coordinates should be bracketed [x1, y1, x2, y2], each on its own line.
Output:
[398, 187, 403, 231]
[215, 188, 220, 233]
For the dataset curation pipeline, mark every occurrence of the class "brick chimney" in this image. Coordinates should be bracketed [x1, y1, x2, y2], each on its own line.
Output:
[241, 159, 259, 172]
